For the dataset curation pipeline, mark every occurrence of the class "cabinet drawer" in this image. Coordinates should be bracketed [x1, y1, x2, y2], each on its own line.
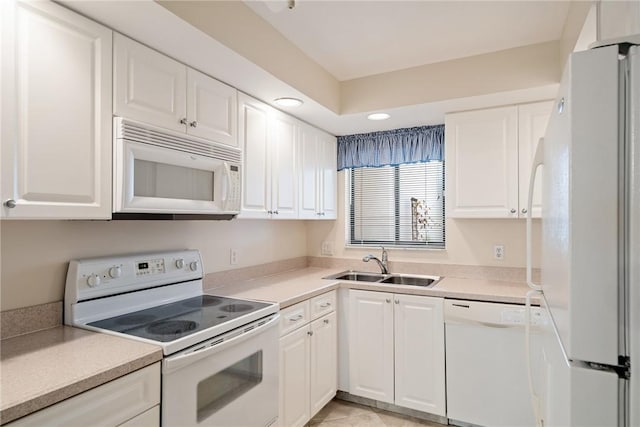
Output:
[310, 291, 336, 320]
[280, 300, 311, 336]
[8, 363, 160, 427]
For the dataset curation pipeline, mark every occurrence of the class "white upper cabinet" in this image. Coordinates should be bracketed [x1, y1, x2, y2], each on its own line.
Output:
[238, 94, 271, 218]
[114, 34, 237, 147]
[186, 68, 238, 146]
[445, 106, 519, 218]
[238, 94, 298, 219]
[299, 124, 337, 220]
[270, 111, 298, 219]
[1, 0, 112, 219]
[518, 101, 553, 218]
[445, 101, 552, 219]
[114, 33, 186, 133]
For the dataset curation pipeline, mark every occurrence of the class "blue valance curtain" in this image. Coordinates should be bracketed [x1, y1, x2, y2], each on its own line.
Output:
[337, 124, 444, 171]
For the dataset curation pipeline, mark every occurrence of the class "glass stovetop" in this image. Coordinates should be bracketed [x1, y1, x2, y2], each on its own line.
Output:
[88, 295, 271, 342]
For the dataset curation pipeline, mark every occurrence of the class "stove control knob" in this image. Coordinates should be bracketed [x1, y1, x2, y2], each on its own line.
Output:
[175, 259, 185, 269]
[87, 273, 101, 287]
[189, 261, 199, 271]
[108, 266, 122, 279]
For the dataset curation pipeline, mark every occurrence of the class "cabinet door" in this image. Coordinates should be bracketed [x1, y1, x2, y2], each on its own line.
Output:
[186, 68, 237, 146]
[318, 132, 337, 219]
[114, 34, 186, 133]
[310, 311, 337, 417]
[1, 0, 112, 219]
[348, 290, 394, 404]
[238, 94, 271, 219]
[298, 126, 337, 220]
[279, 326, 311, 427]
[394, 295, 445, 416]
[445, 106, 519, 218]
[271, 111, 298, 219]
[298, 124, 320, 219]
[518, 101, 552, 218]
[7, 363, 160, 427]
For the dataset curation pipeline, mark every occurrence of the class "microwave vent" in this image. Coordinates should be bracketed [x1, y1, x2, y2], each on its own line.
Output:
[116, 118, 242, 164]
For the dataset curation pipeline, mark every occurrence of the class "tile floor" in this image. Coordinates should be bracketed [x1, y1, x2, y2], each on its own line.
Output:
[309, 399, 448, 427]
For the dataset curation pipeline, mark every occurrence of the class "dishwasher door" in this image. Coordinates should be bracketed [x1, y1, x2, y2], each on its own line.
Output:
[445, 299, 545, 427]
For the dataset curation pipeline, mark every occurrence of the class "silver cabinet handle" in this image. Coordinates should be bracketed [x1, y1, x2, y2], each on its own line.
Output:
[274, 210, 279, 215]
[267, 210, 273, 215]
[288, 314, 303, 322]
[510, 208, 517, 214]
[319, 302, 332, 308]
[521, 208, 528, 214]
[386, 298, 391, 303]
[324, 319, 329, 324]
[180, 118, 188, 125]
[4, 199, 16, 208]
[395, 299, 399, 304]
[189, 120, 198, 128]
[307, 331, 313, 336]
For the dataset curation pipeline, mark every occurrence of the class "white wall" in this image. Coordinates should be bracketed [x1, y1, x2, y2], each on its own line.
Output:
[0, 219, 307, 311]
[306, 171, 541, 268]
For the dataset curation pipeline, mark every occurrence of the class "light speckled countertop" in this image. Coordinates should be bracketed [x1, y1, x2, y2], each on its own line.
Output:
[1, 267, 534, 425]
[206, 267, 537, 307]
[0, 326, 162, 425]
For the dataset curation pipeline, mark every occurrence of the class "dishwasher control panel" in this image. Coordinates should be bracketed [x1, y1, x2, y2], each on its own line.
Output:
[445, 299, 547, 326]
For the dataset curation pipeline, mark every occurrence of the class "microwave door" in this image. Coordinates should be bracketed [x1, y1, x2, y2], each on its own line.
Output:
[118, 141, 222, 214]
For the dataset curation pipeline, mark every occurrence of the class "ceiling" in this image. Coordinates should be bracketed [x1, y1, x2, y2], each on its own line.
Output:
[244, 0, 571, 81]
[64, 0, 586, 135]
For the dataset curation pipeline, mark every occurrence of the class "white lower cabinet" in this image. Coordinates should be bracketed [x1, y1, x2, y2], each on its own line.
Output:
[8, 363, 160, 427]
[348, 290, 445, 416]
[279, 292, 337, 427]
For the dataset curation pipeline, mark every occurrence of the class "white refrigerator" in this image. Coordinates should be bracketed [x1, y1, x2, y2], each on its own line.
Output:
[525, 43, 639, 426]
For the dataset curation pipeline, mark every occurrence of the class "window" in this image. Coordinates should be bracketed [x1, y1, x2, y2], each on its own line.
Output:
[348, 161, 445, 248]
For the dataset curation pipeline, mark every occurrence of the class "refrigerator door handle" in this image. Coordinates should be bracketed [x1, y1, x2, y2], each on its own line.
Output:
[526, 137, 544, 291]
[525, 289, 544, 427]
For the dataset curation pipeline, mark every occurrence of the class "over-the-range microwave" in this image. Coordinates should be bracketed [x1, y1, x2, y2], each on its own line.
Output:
[113, 117, 241, 220]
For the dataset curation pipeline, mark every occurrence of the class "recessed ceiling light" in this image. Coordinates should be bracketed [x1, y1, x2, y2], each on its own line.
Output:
[274, 97, 303, 107]
[367, 112, 390, 121]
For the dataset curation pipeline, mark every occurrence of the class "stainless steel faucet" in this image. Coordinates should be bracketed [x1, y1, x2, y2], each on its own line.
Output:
[362, 246, 389, 274]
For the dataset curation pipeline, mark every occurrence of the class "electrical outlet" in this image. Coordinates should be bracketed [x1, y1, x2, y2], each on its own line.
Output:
[494, 245, 505, 260]
[230, 249, 238, 265]
[321, 241, 334, 256]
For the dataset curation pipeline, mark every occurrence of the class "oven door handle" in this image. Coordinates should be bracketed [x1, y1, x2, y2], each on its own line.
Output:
[163, 314, 280, 374]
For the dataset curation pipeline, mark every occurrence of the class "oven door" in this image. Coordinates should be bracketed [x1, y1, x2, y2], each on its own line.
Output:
[162, 314, 279, 427]
[114, 139, 236, 214]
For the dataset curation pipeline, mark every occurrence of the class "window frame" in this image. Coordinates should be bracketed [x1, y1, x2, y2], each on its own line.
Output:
[346, 162, 446, 250]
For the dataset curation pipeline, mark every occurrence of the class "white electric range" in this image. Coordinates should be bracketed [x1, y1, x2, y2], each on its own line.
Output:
[64, 249, 279, 427]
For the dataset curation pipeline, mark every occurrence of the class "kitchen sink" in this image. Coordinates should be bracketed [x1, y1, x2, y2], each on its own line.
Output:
[323, 271, 441, 288]
[332, 272, 385, 282]
[379, 275, 436, 287]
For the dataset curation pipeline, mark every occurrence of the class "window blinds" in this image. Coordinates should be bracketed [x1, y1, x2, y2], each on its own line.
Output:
[349, 162, 445, 248]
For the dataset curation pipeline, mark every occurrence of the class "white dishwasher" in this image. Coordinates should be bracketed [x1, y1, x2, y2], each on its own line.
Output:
[444, 299, 545, 427]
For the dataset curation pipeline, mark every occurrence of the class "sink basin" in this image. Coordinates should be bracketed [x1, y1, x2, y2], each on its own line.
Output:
[323, 271, 440, 288]
[332, 272, 385, 282]
[379, 275, 436, 287]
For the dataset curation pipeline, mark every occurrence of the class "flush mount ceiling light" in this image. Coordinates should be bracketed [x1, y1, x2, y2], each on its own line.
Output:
[367, 112, 391, 121]
[274, 97, 303, 107]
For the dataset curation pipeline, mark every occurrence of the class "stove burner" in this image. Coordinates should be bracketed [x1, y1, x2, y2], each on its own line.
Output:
[182, 296, 223, 308]
[147, 320, 198, 336]
[219, 303, 253, 313]
[115, 314, 156, 326]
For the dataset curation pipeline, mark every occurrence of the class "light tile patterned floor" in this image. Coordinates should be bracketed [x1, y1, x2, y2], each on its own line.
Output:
[309, 399, 448, 427]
